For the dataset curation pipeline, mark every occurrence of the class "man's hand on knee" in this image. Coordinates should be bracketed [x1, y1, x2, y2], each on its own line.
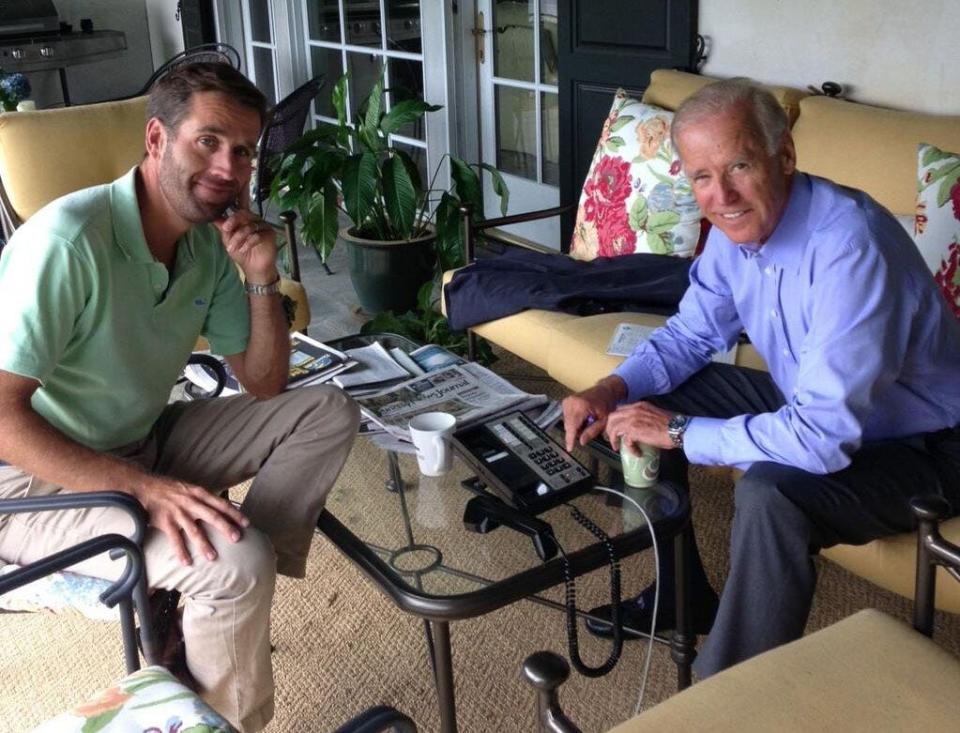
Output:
[131, 479, 251, 566]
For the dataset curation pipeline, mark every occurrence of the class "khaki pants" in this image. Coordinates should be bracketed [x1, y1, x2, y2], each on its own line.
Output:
[0, 385, 360, 732]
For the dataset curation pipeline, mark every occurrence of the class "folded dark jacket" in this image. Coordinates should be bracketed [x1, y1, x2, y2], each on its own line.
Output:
[444, 248, 692, 330]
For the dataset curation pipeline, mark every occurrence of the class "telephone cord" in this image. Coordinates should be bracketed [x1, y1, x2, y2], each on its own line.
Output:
[591, 484, 661, 716]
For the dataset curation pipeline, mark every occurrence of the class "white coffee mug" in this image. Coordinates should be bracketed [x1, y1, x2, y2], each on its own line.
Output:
[408, 412, 457, 476]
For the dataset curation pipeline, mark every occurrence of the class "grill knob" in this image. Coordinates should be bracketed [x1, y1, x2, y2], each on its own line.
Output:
[10, 48, 24, 60]
[372, 21, 381, 34]
[40, 46, 55, 58]
[352, 21, 365, 33]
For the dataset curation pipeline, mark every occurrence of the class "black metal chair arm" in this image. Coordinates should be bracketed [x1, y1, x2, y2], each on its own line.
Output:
[0, 490, 148, 546]
[0, 532, 142, 607]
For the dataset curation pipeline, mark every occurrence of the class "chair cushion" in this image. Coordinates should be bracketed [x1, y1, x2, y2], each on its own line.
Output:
[610, 609, 960, 732]
[792, 95, 960, 216]
[640, 69, 807, 125]
[569, 92, 701, 260]
[33, 665, 236, 732]
[471, 309, 577, 372]
[0, 96, 148, 222]
[915, 142, 960, 319]
[821, 515, 960, 614]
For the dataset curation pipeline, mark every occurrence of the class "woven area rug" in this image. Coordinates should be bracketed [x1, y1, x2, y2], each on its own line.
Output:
[2, 347, 959, 732]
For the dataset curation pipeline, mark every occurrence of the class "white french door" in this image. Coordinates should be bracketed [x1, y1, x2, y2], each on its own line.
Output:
[477, 0, 560, 248]
[217, 0, 452, 186]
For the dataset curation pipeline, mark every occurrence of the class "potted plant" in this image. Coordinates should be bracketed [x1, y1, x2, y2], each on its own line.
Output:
[270, 71, 508, 314]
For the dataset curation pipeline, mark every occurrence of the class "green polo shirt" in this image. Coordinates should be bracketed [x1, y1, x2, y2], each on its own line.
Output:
[0, 167, 250, 451]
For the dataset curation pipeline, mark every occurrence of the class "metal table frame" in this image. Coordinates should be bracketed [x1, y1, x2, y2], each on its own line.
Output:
[317, 450, 695, 732]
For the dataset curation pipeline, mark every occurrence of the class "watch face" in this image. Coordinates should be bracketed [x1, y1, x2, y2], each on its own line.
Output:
[668, 414, 689, 431]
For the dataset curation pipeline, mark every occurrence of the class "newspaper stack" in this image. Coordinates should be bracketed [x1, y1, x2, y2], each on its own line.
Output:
[356, 362, 550, 445]
[182, 331, 356, 397]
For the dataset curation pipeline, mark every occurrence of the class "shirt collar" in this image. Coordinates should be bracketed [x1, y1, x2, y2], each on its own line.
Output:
[109, 165, 197, 266]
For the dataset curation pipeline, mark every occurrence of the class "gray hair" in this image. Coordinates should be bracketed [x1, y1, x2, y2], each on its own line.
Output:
[670, 78, 789, 156]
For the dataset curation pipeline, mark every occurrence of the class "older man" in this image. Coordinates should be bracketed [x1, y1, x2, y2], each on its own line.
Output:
[0, 63, 359, 730]
[563, 78, 960, 677]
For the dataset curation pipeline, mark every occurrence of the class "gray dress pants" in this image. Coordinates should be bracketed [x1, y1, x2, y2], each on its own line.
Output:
[649, 364, 960, 679]
[0, 385, 360, 732]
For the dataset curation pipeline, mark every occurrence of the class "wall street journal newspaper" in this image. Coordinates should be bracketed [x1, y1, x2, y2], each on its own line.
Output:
[357, 362, 548, 440]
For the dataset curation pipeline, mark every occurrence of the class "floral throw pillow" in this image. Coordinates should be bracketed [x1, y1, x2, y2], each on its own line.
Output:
[569, 90, 701, 260]
[916, 142, 960, 319]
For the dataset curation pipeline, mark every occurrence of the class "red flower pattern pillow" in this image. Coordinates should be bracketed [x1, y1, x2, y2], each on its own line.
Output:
[569, 91, 701, 261]
[916, 143, 960, 319]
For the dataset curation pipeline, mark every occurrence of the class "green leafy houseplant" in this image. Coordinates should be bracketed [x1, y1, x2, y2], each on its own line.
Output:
[270, 71, 508, 276]
[361, 281, 497, 365]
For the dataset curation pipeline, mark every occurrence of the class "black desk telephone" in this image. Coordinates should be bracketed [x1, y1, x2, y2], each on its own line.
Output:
[451, 411, 593, 514]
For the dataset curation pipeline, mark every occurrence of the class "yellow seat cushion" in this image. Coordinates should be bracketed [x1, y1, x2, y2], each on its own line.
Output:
[610, 609, 960, 732]
[792, 95, 960, 215]
[641, 69, 807, 124]
[822, 516, 960, 615]
[471, 309, 578, 372]
[0, 96, 148, 222]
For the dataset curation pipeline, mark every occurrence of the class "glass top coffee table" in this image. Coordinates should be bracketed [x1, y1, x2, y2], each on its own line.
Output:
[316, 334, 696, 732]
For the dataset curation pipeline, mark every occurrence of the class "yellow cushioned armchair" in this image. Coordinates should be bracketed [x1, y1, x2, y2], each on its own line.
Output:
[0, 96, 310, 334]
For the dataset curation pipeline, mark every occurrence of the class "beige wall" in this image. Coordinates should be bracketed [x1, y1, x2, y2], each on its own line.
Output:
[700, 0, 960, 114]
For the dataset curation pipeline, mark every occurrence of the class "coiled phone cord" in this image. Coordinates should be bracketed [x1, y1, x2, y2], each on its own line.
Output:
[556, 504, 623, 678]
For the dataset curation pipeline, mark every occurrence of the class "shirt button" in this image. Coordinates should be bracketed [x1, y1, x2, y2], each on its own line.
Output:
[782, 348, 790, 357]
[770, 308, 779, 318]
[764, 265, 774, 276]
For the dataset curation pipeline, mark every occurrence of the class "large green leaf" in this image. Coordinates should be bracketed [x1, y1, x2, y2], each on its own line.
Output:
[449, 157, 483, 213]
[381, 99, 441, 135]
[394, 148, 424, 192]
[434, 192, 465, 273]
[609, 115, 635, 133]
[360, 72, 385, 152]
[302, 181, 340, 262]
[341, 152, 378, 228]
[480, 163, 510, 216]
[382, 154, 417, 238]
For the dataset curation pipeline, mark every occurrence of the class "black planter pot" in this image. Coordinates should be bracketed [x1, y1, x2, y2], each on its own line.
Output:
[341, 227, 436, 314]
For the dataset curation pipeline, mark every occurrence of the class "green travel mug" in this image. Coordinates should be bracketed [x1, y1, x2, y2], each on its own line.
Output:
[620, 441, 660, 488]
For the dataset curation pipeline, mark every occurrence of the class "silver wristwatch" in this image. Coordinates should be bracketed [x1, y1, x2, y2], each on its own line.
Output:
[667, 413, 691, 448]
[244, 275, 281, 296]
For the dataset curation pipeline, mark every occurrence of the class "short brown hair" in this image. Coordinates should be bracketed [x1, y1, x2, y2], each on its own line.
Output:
[145, 61, 269, 133]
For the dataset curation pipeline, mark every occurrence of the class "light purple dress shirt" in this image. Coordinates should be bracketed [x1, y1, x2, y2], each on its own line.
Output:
[614, 173, 960, 474]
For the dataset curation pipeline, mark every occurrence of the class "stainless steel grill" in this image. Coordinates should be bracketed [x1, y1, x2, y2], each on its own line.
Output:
[0, 0, 127, 105]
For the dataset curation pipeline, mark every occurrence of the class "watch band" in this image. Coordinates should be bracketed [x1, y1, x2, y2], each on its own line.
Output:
[244, 274, 281, 296]
[667, 413, 691, 448]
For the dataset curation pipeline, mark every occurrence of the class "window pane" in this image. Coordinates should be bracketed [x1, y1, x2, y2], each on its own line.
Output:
[249, 0, 272, 44]
[253, 46, 277, 103]
[541, 92, 559, 185]
[310, 46, 343, 118]
[496, 85, 536, 181]
[345, 0, 383, 48]
[540, 6, 559, 85]
[388, 57, 424, 140]
[347, 50, 383, 123]
[386, 0, 422, 54]
[493, 0, 533, 82]
[307, 0, 342, 42]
